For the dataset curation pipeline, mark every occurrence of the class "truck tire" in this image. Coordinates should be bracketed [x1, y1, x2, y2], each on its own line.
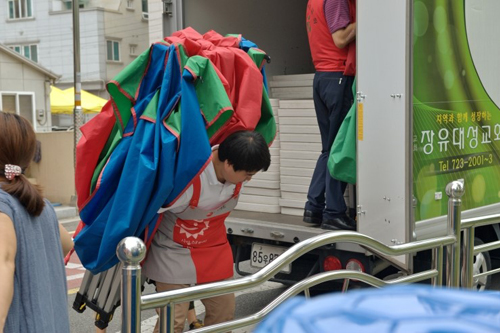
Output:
[470, 237, 491, 291]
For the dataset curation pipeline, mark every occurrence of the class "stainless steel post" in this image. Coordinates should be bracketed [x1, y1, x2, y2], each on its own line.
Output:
[117, 237, 147, 333]
[158, 304, 175, 333]
[158, 305, 170, 333]
[341, 279, 350, 292]
[431, 246, 444, 286]
[445, 180, 464, 287]
[462, 226, 475, 288]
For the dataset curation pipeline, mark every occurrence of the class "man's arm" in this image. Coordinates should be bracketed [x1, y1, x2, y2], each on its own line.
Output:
[0, 213, 17, 331]
[332, 22, 356, 49]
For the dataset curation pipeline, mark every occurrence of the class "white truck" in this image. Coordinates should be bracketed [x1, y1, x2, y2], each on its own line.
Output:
[157, 0, 500, 290]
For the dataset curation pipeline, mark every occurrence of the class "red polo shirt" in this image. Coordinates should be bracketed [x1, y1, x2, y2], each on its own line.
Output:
[306, 0, 351, 72]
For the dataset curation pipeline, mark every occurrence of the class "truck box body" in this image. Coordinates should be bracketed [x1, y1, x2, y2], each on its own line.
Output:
[158, 0, 500, 286]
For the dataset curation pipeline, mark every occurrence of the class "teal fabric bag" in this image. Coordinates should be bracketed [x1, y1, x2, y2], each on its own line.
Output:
[328, 78, 356, 184]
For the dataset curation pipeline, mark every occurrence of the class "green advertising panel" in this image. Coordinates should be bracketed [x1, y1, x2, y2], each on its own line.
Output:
[413, 0, 500, 221]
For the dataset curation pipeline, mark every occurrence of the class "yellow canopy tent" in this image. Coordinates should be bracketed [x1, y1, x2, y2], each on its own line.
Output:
[50, 86, 107, 114]
[50, 86, 74, 114]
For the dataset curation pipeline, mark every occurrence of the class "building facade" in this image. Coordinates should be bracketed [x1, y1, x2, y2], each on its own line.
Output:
[0, 43, 59, 132]
[0, 0, 150, 111]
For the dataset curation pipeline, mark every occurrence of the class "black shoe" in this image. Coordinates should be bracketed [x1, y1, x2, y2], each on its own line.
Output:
[321, 215, 356, 231]
[303, 209, 322, 224]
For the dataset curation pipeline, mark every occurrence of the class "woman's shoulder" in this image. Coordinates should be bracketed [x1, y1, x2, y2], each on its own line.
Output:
[0, 189, 57, 224]
[41, 199, 57, 219]
[0, 188, 16, 220]
[0, 187, 12, 200]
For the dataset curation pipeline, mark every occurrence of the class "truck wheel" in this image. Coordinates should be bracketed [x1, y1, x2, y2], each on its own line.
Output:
[471, 237, 491, 291]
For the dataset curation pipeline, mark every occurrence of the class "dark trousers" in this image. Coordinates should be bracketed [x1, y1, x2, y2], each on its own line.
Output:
[305, 72, 354, 219]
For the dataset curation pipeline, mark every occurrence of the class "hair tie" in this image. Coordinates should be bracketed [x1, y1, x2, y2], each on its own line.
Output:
[4, 164, 22, 180]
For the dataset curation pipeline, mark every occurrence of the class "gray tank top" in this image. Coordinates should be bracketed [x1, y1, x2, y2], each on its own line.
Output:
[0, 189, 70, 333]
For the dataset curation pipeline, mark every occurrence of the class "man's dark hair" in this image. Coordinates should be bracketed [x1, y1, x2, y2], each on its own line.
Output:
[218, 131, 271, 172]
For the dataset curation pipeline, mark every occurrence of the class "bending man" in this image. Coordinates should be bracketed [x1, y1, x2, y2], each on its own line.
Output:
[142, 130, 271, 332]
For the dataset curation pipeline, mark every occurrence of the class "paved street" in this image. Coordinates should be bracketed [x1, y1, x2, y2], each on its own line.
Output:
[62, 217, 287, 333]
[62, 215, 500, 332]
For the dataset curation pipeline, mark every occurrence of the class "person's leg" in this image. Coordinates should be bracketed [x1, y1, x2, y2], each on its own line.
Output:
[306, 72, 346, 218]
[187, 301, 196, 323]
[153, 282, 190, 333]
[320, 74, 353, 219]
[200, 293, 235, 327]
[305, 72, 335, 218]
[187, 301, 203, 329]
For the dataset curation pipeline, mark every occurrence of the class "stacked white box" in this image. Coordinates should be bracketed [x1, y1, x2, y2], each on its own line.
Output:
[277, 98, 321, 216]
[269, 74, 314, 100]
[235, 98, 281, 213]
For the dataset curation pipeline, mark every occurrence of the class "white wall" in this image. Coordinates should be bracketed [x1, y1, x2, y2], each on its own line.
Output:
[148, 0, 164, 44]
[104, 1, 150, 81]
[465, 0, 500, 109]
[46, 10, 106, 85]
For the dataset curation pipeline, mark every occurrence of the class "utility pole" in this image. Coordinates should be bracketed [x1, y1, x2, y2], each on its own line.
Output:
[72, 0, 83, 207]
[72, 0, 83, 169]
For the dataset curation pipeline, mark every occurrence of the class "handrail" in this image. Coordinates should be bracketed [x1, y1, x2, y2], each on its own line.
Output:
[461, 213, 500, 229]
[190, 269, 439, 333]
[460, 212, 500, 288]
[117, 180, 465, 332]
[474, 240, 500, 255]
[140, 233, 456, 310]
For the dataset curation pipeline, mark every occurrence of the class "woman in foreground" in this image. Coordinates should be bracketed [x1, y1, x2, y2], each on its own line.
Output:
[0, 112, 73, 332]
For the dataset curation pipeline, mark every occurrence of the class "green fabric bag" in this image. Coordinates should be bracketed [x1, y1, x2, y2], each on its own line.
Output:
[328, 78, 357, 184]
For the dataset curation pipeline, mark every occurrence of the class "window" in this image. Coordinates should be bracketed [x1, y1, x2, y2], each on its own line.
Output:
[61, 0, 86, 10]
[107, 40, 120, 62]
[1, 94, 16, 113]
[8, 0, 33, 19]
[9, 44, 38, 62]
[129, 44, 137, 56]
[1, 92, 35, 127]
[141, 0, 148, 18]
[126, 0, 134, 9]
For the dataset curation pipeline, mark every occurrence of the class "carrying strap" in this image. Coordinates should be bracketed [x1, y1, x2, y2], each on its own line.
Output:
[189, 176, 202, 208]
[188, 176, 242, 209]
[233, 183, 242, 198]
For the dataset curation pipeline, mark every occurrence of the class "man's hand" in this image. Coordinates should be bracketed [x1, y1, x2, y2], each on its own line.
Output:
[332, 22, 356, 49]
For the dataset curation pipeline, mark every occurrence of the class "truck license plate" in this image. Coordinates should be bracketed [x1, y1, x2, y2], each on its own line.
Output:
[250, 243, 291, 274]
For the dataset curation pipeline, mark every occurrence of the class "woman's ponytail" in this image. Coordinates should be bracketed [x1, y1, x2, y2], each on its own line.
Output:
[2, 174, 45, 216]
[0, 113, 45, 216]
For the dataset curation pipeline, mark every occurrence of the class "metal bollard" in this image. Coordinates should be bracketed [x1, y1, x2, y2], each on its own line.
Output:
[445, 180, 464, 288]
[117, 237, 147, 333]
[462, 225, 475, 289]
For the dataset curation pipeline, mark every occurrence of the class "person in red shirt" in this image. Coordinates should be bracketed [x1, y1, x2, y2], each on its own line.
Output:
[304, 0, 357, 230]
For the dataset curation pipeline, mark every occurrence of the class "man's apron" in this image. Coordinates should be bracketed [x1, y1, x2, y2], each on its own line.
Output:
[142, 176, 242, 284]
